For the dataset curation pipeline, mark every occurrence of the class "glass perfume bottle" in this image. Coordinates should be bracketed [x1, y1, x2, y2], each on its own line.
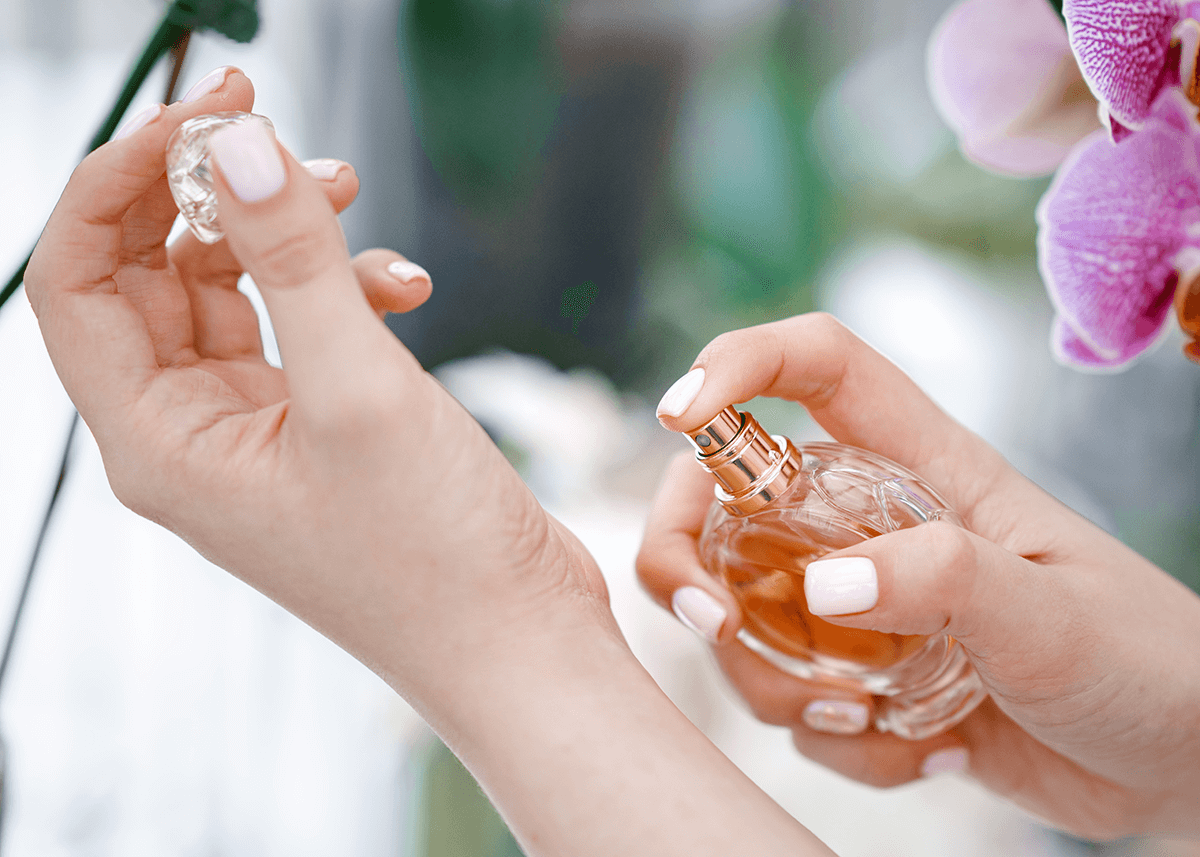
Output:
[684, 406, 986, 740]
[166, 111, 272, 244]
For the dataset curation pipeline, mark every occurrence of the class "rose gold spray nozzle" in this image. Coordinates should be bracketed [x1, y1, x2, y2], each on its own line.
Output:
[681, 406, 801, 516]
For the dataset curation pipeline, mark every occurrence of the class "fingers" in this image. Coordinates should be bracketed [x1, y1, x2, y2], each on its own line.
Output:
[207, 118, 417, 423]
[653, 313, 1037, 526]
[26, 69, 255, 427]
[789, 718, 968, 788]
[33, 68, 255, 294]
[636, 453, 745, 642]
[171, 158, 363, 360]
[712, 639, 876, 731]
[350, 249, 433, 319]
[800, 522, 1078, 681]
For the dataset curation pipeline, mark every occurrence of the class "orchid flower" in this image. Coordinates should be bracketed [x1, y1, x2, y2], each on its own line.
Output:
[1065, 0, 1200, 138]
[928, 0, 1200, 369]
[1037, 93, 1200, 369]
[928, 0, 1100, 177]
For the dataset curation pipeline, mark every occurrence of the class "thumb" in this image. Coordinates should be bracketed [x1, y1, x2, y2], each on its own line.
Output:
[208, 117, 415, 422]
[801, 522, 1079, 684]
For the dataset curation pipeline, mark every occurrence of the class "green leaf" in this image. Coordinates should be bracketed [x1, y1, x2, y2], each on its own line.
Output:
[167, 0, 260, 43]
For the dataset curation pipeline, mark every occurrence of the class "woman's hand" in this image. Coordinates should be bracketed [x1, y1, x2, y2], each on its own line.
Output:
[638, 313, 1200, 840]
[24, 67, 613, 710]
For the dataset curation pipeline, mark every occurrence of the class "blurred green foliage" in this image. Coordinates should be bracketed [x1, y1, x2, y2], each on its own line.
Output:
[401, 0, 564, 210]
[413, 740, 524, 857]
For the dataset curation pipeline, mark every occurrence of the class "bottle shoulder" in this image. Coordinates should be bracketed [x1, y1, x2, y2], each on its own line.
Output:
[701, 441, 960, 549]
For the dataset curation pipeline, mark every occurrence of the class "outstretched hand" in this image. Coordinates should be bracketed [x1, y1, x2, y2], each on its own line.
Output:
[638, 313, 1200, 839]
[25, 67, 612, 714]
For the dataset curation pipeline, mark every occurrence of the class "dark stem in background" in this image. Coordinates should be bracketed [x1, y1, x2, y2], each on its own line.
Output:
[0, 30, 194, 847]
[0, 16, 190, 314]
[0, 414, 80, 694]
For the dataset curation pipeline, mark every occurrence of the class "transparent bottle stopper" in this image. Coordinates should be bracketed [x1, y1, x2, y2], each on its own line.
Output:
[166, 112, 273, 244]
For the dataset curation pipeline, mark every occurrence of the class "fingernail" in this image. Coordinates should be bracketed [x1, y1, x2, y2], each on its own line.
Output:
[920, 747, 969, 777]
[303, 158, 348, 181]
[113, 103, 164, 140]
[181, 66, 232, 103]
[804, 557, 878, 616]
[802, 700, 870, 735]
[387, 259, 431, 284]
[657, 368, 705, 420]
[210, 118, 286, 203]
[671, 586, 726, 643]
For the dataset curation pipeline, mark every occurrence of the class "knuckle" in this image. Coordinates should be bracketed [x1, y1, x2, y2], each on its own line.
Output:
[921, 519, 976, 574]
[251, 228, 342, 289]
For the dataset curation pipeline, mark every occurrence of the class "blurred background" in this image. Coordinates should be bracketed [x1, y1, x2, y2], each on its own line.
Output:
[1, 0, 1198, 854]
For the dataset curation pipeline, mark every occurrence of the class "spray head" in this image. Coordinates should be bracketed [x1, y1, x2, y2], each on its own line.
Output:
[682, 406, 801, 516]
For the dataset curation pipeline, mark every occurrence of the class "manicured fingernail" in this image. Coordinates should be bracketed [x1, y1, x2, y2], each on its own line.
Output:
[802, 700, 870, 735]
[181, 66, 232, 103]
[920, 747, 969, 777]
[303, 158, 348, 181]
[804, 557, 878, 615]
[657, 368, 705, 420]
[114, 103, 164, 140]
[210, 118, 286, 203]
[387, 259, 431, 284]
[671, 586, 726, 643]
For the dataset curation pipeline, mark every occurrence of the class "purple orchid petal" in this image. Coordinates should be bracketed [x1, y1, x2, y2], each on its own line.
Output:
[1051, 307, 1173, 370]
[929, 0, 1099, 176]
[1064, 0, 1185, 131]
[1036, 107, 1200, 369]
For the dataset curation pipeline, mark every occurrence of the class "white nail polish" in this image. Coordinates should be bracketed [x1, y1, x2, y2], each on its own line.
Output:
[657, 368, 705, 419]
[387, 260, 431, 284]
[181, 66, 231, 103]
[303, 158, 347, 181]
[804, 557, 878, 615]
[210, 118, 286, 203]
[113, 103, 164, 140]
[802, 700, 870, 735]
[920, 747, 969, 777]
[671, 586, 726, 643]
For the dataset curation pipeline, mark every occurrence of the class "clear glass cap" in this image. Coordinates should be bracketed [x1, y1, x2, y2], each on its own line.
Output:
[165, 111, 273, 244]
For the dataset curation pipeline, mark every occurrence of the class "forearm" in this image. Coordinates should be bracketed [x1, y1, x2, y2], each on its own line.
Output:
[421, 619, 836, 857]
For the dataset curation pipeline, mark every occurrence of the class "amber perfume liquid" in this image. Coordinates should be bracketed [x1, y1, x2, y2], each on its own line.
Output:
[687, 409, 986, 739]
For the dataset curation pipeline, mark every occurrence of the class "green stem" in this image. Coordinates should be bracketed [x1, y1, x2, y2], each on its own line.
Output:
[0, 16, 187, 315]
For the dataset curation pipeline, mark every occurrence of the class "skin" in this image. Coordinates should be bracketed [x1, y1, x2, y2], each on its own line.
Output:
[24, 69, 837, 857]
[638, 313, 1200, 840]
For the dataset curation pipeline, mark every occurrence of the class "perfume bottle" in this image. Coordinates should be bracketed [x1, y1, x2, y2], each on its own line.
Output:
[166, 111, 273, 244]
[684, 406, 986, 740]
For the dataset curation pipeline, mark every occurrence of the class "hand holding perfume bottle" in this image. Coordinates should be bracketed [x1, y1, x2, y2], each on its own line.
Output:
[641, 313, 1200, 830]
[679, 405, 986, 740]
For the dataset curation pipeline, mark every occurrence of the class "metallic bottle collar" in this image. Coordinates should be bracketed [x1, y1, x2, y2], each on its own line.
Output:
[684, 406, 801, 516]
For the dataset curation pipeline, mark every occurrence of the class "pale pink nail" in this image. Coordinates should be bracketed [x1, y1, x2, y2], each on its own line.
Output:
[657, 368, 705, 419]
[113, 103, 164, 140]
[210, 118, 286, 203]
[671, 586, 726, 643]
[802, 700, 871, 735]
[804, 557, 878, 615]
[303, 158, 347, 181]
[921, 747, 969, 777]
[387, 260, 431, 284]
[181, 66, 232, 103]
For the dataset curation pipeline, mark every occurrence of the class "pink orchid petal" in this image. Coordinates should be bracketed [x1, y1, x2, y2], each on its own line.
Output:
[1064, 0, 1182, 131]
[929, 0, 1099, 176]
[1036, 111, 1200, 367]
